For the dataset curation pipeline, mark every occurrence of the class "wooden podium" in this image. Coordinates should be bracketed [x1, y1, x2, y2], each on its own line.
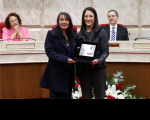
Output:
[1, 40, 150, 99]
[0, 41, 49, 99]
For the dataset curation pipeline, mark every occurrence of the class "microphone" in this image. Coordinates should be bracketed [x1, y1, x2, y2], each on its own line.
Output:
[24, 38, 36, 41]
[0, 37, 36, 41]
[134, 37, 150, 41]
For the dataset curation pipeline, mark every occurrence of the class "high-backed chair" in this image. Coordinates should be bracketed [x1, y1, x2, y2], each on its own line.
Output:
[0, 22, 5, 39]
[52, 25, 77, 35]
[99, 24, 123, 27]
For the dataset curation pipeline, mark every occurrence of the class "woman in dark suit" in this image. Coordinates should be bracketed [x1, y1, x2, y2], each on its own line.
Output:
[76, 7, 109, 99]
[39, 12, 76, 99]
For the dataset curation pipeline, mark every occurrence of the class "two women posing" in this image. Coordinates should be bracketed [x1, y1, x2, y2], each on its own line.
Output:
[39, 7, 109, 99]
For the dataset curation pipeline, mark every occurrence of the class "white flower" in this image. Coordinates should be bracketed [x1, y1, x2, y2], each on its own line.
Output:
[129, 94, 132, 98]
[106, 81, 108, 85]
[118, 94, 125, 99]
[92, 96, 95, 99]
[78, 85, 82, 95]
[123, 93, 127, 97]
[72, 91, 82, 99]
[72, 85, 82, 99]
[105, 85, 121, 99]
[121, 91, 128, 97]
[114, 78, 118, 83]
[124, 90, 127, 94]
[106, 89, 113, 95]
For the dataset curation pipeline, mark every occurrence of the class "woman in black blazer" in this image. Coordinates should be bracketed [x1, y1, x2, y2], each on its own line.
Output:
[76, 7, 109, 99]
[39, 12, 76, 99]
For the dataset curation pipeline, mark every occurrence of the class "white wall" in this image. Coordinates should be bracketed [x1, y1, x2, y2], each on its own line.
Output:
[0, 0, 150, 41]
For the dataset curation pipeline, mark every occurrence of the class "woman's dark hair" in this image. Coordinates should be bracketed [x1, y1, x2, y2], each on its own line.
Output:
[5, 12, 22, 29]
[80, 7, 99, 35]
[55, 12, 75, 42]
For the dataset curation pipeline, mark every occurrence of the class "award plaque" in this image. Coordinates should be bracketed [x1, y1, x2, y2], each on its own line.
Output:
[73, 41, 98, 63]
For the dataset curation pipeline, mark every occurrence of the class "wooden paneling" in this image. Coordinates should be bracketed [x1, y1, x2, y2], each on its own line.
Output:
[41, 63, 50, 98]
[106, 62, 150, 99]
[0, 63, 49, 99]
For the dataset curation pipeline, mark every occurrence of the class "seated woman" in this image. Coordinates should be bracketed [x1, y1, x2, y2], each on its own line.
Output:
[2, 12, 30, 41]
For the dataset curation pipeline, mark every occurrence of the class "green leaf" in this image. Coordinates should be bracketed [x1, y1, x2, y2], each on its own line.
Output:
[138, 97, 145, 99]
[126, 96, 131, 99]
[122, 86, 126, 92]
[120, 76, 124, 78]
[108, 74, 113, 81]
[127, 92, 131, 96]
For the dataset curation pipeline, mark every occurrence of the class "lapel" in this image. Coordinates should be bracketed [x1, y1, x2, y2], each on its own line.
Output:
[106, 25, 110, 40]
[59, 38, 70, 53]
[116, 24, 120, 41]
[52, 30, 70, 53]
[70, 41, 76, 55]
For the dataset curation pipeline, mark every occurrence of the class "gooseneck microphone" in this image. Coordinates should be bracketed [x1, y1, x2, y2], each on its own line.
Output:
[0, 37, 36, 41]
[134, 37, 150, 41]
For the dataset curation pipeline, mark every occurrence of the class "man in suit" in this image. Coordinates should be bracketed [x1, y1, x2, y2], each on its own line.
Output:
[100, 10, 129, 41]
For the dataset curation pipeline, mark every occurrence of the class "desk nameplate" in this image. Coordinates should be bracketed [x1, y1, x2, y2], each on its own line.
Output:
[6, 43, 35, 50]
[133, 43, 150, 49]
[109, 43, 120, 48]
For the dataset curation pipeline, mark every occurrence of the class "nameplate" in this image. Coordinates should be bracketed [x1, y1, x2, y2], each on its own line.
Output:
[6, 43, 35, 50]
[109, 43, 120, 48]
[133, 43, 150, 49]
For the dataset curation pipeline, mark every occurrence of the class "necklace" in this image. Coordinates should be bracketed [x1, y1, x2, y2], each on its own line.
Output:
[64, 35, 69, 46]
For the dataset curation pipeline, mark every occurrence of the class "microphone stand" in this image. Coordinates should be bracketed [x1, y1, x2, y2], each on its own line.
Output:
[134, 37, 150, 41]
[0, 38, 36, 42]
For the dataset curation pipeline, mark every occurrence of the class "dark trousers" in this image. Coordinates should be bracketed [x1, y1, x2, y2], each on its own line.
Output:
[79, 68, 106, 99]
[49, 90, 72, 99]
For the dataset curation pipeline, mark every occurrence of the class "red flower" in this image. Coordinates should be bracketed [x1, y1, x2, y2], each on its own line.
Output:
[76, 83, 80, 90]
[81, 96, 83, 99]
[107, 95, 115, 99]
[116, 84, 123, 90]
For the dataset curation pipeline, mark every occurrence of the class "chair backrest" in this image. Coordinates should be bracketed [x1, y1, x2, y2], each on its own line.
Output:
[52, 25, 77, 35]
[0, 22, 5, 39]
[99, 23, 123, 27]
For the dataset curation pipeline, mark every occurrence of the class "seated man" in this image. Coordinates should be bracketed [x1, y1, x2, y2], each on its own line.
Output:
[100, 10, 129, 41]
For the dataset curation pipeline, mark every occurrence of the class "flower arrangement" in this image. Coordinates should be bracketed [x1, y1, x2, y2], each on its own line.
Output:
[72, 83, 83, 99]
[105, 71, 145, 99]
[72, 71, 145, 99]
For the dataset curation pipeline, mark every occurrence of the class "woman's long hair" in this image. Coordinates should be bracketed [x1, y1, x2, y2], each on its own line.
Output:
[54, 12, 75, 42]
[80, 7, 99, 36]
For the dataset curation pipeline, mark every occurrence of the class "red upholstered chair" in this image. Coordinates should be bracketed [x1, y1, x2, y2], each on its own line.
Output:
[52, 25, 77, 35]
[0, 22, 5, 39]
[99, 23, 123, 27]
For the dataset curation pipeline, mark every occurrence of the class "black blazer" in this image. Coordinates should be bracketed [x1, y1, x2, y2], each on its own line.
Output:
[100, 24, 129, 41]
[39, 30, 76, 93]
[76, 28, 109, 76]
